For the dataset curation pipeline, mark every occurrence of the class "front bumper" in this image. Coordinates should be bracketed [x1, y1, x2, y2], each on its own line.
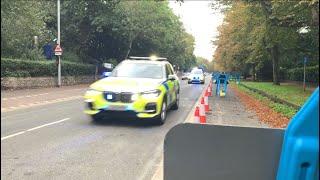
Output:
[84, 92, 163, 119]
[188, 79, 204, 83]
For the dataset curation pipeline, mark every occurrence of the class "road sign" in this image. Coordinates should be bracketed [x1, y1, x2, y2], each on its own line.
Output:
[54, 44, 63, 56]
[304, 57, 307, 64]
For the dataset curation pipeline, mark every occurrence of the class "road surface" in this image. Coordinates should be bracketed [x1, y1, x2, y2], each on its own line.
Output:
[1, 79, 208, 180]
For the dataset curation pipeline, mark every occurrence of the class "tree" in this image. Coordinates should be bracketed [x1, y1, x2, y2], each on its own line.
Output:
[212, 0, 319, 83]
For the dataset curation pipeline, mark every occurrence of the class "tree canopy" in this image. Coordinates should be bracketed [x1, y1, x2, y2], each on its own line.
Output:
[1, 0, 197, 70]
[212, 0, 319, 84]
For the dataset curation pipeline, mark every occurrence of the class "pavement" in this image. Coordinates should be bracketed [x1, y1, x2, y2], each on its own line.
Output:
[1, 79, 208, 180]
[205, 84, 269, 128]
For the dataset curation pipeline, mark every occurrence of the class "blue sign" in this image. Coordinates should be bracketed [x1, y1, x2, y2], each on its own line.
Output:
[304, 57, 307, 64]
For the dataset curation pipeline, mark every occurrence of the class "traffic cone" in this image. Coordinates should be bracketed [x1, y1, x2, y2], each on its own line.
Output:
[207, 85, 212, 96]
[204, 92, 211, 112]
[194, 106, 200, 123]
[199, 97, 206, 123]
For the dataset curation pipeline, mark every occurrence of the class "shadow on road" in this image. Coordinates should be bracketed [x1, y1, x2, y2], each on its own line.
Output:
[89, 116, 163, 128]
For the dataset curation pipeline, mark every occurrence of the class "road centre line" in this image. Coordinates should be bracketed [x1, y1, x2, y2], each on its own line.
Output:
[1, 118, 70, 141]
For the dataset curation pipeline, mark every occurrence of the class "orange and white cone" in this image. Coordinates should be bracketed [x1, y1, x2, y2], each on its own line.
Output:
[204, 92, 211, 112]
[207, 85, 212, 96]
[194, 106, 200, 123]
[199, 97, 206, 124]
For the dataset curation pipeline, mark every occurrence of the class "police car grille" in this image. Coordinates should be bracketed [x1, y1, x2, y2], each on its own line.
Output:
[120, 93, 133, 103]
[103, 92, 132, 103]
[103, 92, 120, 102]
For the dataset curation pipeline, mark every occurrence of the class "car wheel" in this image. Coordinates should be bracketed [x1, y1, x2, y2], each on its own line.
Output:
[91, 113, 101, 122]
[155, 99, 167, 125]
[171, 92, 179, 110]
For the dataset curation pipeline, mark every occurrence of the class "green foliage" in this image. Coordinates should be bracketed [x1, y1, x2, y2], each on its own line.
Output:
[241, 81, 314, 106]
[60, 0, 196, 69]
[269, 103, 297, 119]
[62, 51, 82, 63]
[1, 58, 95, 77]
[1, 0, 196, 71]
[286, 65, 319, 83]
[212, 1, 319, 82]
[237, 83, 298, 118]
[1, 1, 54, 58]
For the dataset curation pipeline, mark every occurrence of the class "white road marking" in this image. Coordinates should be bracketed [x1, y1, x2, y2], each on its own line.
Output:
[1, 131, 26, 140]
[1, 118, 70, 141]
[26, 118, 70, 132]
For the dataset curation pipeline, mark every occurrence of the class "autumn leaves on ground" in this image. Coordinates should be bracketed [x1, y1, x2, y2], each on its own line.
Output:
[230, 85, 290, 128]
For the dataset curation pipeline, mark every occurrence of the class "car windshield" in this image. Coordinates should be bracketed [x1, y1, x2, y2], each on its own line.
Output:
[111, 63, 163, 79]
[191, 70, 203, 74]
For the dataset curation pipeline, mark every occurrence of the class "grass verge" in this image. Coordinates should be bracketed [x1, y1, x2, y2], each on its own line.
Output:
[235, 83, 298, 119]
[241, 81, 313, 107]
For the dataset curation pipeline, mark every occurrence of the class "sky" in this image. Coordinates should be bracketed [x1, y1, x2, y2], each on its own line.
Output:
[169, 1, 224, 62]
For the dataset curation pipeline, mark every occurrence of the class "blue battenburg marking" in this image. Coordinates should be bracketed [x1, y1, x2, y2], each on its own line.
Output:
[163, 83, 169, 91]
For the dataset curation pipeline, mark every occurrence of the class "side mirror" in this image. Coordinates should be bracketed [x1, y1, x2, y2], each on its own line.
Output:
[168, 75, 176, 81]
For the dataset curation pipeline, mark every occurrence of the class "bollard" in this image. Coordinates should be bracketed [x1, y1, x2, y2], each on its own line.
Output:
[204, 91, 211, 112]
[200, 97, 206, 123]
[194, 106, 200, 123]
[208, 85, 212, 97]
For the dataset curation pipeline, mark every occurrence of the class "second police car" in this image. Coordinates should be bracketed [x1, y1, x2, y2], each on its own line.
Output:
[187, 68, 205, 84]
[83, 56, 180, 125]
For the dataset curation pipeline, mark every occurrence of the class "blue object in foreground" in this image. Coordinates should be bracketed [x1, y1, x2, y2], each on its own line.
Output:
[277, 87, 319, 180]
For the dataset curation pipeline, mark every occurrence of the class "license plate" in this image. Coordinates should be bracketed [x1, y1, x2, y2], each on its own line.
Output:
[108, 105, 127, 111]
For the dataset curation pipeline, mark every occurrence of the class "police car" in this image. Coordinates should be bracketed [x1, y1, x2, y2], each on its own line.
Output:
[187, 68, 205, 84]
[84, 56, 180, 125]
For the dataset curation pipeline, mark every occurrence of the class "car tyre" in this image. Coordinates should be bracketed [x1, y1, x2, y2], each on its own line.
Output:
[91, 113, 101, 122]
[171, 92, 179, 110]
[155, 99, 167, 125]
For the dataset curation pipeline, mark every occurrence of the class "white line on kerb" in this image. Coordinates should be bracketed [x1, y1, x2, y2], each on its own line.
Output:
[1, 118, 70, 141]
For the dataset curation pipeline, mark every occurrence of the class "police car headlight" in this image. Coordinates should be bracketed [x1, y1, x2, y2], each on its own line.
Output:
[131, 94, 139, 101]
[85, 89, 101, 96]
[141, 90, 161, 99]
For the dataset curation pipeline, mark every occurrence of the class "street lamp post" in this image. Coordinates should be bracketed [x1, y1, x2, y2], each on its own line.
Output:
[298, 27, 310, 92]
[303, 57, 307, 92]
[57, 0, 61, 87]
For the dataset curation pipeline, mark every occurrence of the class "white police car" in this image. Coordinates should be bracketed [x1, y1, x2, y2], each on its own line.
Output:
[187, 69, 205, 84]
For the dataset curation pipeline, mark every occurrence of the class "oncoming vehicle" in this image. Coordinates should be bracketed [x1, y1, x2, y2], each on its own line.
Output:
[83, 57, 180, 125]
[187, 68, 205, 84]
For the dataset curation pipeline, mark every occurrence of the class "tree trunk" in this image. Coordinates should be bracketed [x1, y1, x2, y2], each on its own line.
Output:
[124, 40, 133, 59]
[95, 64, 98, 80]
[311, 5, 319, 27]
[252, 64, 256, 81]
[271, 44, 280, 85]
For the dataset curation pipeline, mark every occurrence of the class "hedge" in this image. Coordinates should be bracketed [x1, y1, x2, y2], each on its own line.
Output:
[285, 65, 319, 83]
[1, 58, 96, 77]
